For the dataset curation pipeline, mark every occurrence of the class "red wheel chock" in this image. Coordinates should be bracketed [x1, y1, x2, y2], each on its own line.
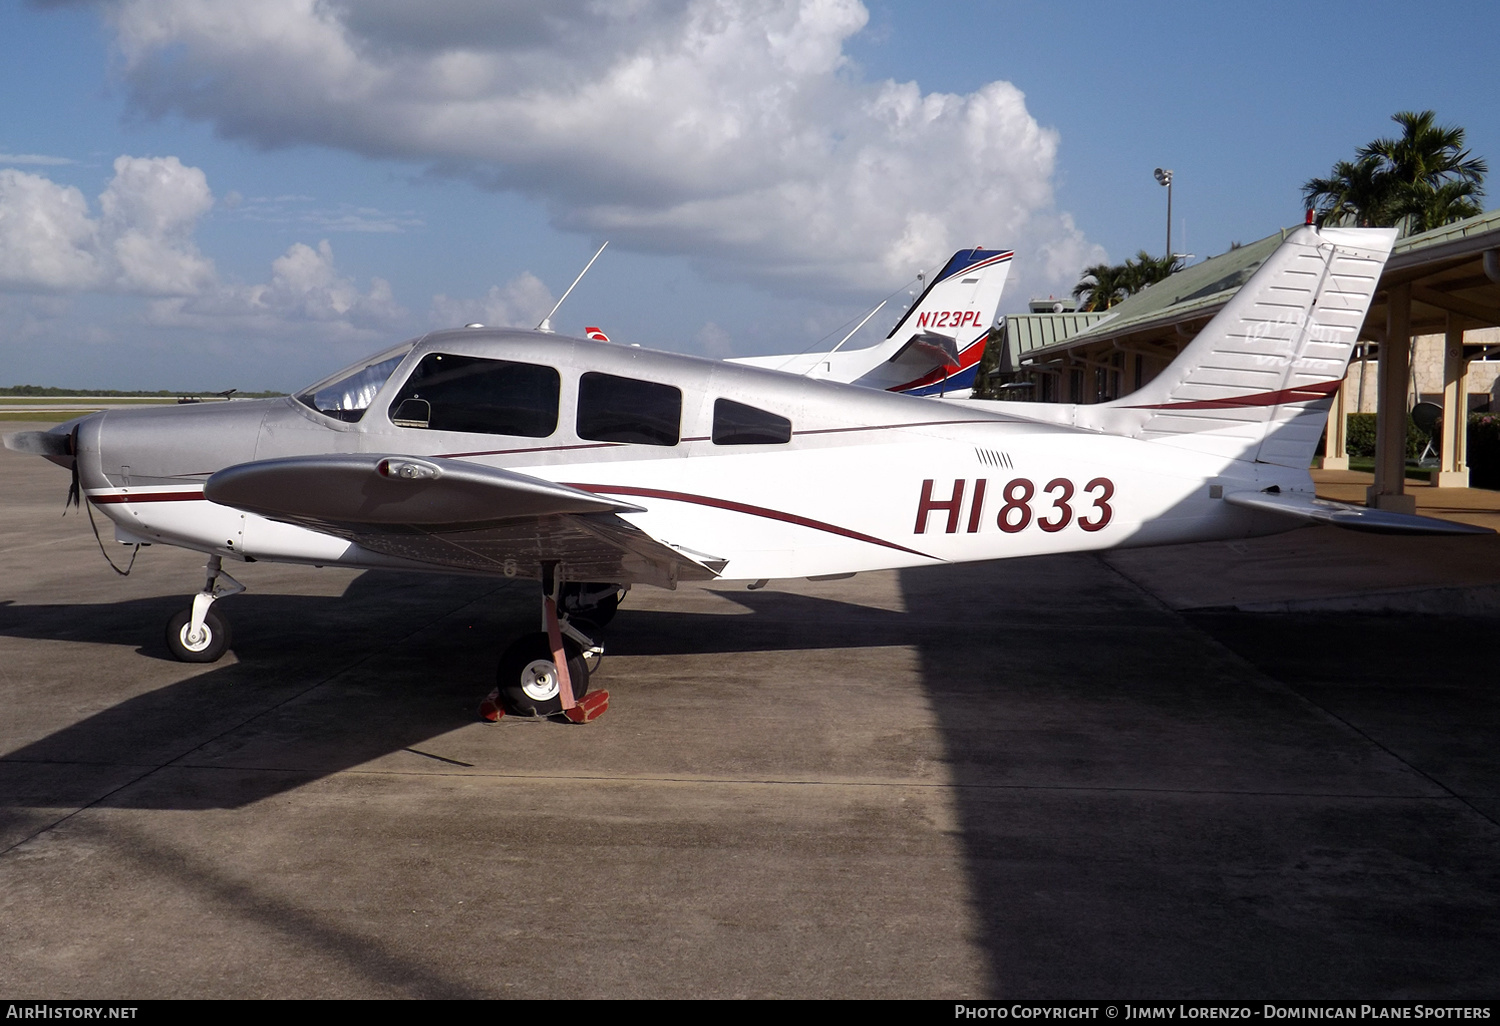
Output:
[564, 690, 610, 723]
[478, 688, 504, 723]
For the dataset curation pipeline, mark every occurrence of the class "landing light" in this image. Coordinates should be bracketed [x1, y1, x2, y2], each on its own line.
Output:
[377, 458, 441, 480]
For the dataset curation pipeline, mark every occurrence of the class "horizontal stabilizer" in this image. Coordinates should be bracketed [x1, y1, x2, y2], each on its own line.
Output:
[1224, 489, 1493, 535]
[888, 331, 960, 368]
[206, 454, 644, 530]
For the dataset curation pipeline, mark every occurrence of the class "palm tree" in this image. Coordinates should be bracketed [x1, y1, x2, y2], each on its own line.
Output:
[1303, 154, 1394, 227]
[1074, 251, 1184, 312]
[1372, 110, 1487, 194]
[1303, 110, 1487, 234]
[1405, 179, 1485, 234]
[1121, 250, 1183, 293]
[1073, 262, 1129, 311]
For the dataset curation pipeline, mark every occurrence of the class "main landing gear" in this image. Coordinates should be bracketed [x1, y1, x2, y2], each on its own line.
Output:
[165, 554, 243, 663]
[160, 554, 615, 725]
[481, 566, 612, 724]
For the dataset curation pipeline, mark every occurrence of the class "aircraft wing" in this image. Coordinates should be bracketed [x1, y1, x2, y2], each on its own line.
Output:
[1223, 489, 1493, 535]
[204, 454, 726, 586]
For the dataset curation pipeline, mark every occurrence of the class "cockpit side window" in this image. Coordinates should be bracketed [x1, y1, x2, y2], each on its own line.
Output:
[387, 353, 559, 437]
[295, 346, 412, 422]
[712, 398, 792, 445]
[577, 372, 681, 446]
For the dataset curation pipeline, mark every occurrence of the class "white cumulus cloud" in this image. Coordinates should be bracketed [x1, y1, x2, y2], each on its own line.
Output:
[0, 155, 214, 295]
[105, 0, 1099, 298]
[148, 239, 405, 337]
[430, 272, 555, 330]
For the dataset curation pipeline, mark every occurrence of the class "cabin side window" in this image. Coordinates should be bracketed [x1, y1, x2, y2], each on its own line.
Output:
[712, 398, 792, 445]
[576, 372, 681, 446]
[387, 353, 559, 437]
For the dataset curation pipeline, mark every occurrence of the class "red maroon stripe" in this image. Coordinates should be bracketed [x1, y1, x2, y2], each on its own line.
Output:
[936, 251, 1013, 279]
[438, 441, 623, 458]
[563, 483, 937, 560]
[1126, 379, 1343, 411]
[90, 489, 205, 504]
[888, 341, 986, 393]
[792, 418, 992, 437]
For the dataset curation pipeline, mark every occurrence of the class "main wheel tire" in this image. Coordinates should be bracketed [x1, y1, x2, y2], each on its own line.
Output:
[497, 632, 590, 717]
[559, 583, 623, 628]
[165, 607, 231, 663]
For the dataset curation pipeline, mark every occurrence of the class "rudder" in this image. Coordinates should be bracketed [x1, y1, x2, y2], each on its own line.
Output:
[1078, 226, 1396, 467]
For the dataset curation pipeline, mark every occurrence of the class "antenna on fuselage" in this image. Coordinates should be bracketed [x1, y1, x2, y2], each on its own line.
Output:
[805, 299, 888, 372]
[537, 241, 609, 334]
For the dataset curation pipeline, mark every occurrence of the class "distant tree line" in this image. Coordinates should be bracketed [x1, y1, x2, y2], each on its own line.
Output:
[0, 385, 286, 397]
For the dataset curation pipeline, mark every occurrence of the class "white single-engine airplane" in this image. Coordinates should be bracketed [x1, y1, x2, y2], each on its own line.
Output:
[6, 226, 1484, 723]
[730, 247, 1013, 398]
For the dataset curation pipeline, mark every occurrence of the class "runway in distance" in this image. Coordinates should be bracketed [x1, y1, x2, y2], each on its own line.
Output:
[6, 226, 1484, 722]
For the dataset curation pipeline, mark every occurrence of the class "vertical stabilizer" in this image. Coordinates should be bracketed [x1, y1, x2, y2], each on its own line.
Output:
[1076, 226, 1395, 467]
[873, 248, 1014, 396]
[730, 248, 1012, 397]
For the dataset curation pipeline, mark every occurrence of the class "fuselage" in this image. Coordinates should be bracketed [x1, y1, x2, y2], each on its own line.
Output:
[69, 328, 1305, 584]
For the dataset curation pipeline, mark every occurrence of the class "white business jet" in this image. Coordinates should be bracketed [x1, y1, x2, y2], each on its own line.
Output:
[729, 247, 1013, 398]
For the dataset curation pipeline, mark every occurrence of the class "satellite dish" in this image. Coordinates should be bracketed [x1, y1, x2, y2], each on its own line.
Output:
[1411, 402, 1443, 466]
[1411, 402, 1442, 435]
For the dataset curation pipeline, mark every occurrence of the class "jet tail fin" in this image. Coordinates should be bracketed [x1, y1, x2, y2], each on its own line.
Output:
[729, 247, 1012, 397]
[1074, 226, 1396, 467]
[875, 248, 1013, 396]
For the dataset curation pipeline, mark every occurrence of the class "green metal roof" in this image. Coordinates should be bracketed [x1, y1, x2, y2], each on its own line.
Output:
[1014, 209, 1500, 368]
[1392, 207, 1500, 255]
[999, 312, 1108, 369]
[1022, 228, 1292, 361]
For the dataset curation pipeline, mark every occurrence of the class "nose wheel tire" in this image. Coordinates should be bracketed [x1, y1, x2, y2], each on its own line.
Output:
[166, 607, 231, 663]
[497, 632, 590, 717]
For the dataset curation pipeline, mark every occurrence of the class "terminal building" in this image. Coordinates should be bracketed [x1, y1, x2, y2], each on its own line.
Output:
[990, 210, 1500, 510]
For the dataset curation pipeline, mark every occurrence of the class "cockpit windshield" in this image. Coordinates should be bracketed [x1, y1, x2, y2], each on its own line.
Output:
[294, 343, 414, 422]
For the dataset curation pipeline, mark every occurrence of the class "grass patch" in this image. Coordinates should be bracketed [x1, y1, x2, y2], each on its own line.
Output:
[0, 397, 174, 406]
[0, 413, 81, 423]
[1343, 456, 1434, 481]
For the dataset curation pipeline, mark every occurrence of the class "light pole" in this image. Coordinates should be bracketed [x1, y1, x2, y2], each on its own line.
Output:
[1153, 167, 1173, 261]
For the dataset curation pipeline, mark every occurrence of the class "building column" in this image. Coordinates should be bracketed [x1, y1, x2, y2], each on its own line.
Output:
[1434, 314, 1470, 487]
[1367, 283, 1416, 513]
[1323, 370, 1350, 470]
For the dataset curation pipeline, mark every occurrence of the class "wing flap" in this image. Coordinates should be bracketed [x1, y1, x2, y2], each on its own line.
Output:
[1224, 489, 1493, 535]
[205, 454, 644, 530]
[338, 513, 721, 588]
[205, 454, 721, 585]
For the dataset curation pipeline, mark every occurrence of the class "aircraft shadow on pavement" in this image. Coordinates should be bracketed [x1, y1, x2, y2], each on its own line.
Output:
[0, 568, 936, 815]
[901, 557, 1500, 998]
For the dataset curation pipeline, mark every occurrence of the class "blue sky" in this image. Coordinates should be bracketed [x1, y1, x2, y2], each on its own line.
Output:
[2, 0, 1497, 391]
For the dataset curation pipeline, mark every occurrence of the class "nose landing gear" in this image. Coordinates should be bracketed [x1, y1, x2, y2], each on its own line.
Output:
[164, 555, 243, 663]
